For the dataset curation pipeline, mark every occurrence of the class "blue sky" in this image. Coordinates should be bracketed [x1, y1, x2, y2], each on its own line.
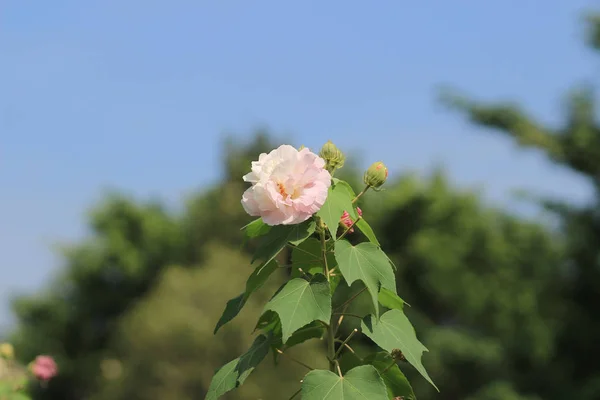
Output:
[1, 0, 596, 329]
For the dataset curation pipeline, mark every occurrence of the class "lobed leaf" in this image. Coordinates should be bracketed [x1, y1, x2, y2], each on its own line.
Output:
[355, 218, 380, 246]
[263, 275, 331, 343]
[317, 181, 357, 238]
[301, 365, 389, 399]
[361, 309, 438, 391]
[378, 287, 406, 311]
[242, 218, 271, 238]
[334, 240, 396, 317]
[363, 352, 416, 399]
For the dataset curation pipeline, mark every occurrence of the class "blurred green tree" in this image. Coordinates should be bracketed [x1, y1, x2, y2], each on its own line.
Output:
[437, 12, 600, 400]
[338, 171, 560, 400]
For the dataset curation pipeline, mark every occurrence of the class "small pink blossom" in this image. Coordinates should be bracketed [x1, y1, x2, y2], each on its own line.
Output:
[340, 207, 362, 233]
[241, 145, 332, 225]
[31, 355, 58, 381]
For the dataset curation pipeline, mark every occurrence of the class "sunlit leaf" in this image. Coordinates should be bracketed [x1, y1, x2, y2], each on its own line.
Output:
[264, 274, 331, 343]
[361, 310, 438, 391]
[301, 365, 389, 399]
[317, 181, 357, 238]
[242, 218, 271, 238]
[334, 240, 396, 317]
[355, 218, 380, 246]
[378, 287, 406, 311]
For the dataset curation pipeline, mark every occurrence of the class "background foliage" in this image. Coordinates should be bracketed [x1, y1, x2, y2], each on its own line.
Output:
[3, 14, 599, 400]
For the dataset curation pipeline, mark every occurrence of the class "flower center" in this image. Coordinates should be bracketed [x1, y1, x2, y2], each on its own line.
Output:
[277, 182, 301, 199]
[277, 182, 288, 197]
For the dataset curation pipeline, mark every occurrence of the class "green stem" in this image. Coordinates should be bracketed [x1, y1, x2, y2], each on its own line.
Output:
[352, 184, 371, 204]
[276, 349, 314, 371]
[318, 217, 337, 372]
[334, 287, 367, 311]
[333, 329, 358, 359]
[327, 322, 336, 372]
[333, 312, 363, 319]
[319, 220, 331, 282]
[337, 216, 361, 242]
[334, 339, 356, 354]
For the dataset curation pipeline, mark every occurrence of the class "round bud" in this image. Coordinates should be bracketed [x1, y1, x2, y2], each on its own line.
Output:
[319, 140, 345, 172]
[364, 161, 388, 188]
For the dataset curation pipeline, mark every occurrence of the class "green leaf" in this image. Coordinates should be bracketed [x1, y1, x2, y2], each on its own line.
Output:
[252, 219, 316, 264]
[242, 218, 272, 238]
[214, 259, 279, 333]
[236, 334, 272, 381]
[205, 334, 272, 400]
[361, 309, 438, 391]
[264, 274, 331, 343]
[338, 351, 364, 374]
[378, 288, 406, 311]
[301, 365, 389, 399]
[334, 240, 396, 317]
[291, 238, 339, 293]
[205, 358, 239, 400]
[364, 352, 416, 399]
[317, 181, 357, 238]
[355, 218, 380, 246]
[291, 238, 331, 278]
[286, 321, 326, 347]
[255, 313, 324, 348]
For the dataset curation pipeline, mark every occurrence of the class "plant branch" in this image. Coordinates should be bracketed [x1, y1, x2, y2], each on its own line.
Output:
[334, 339, 356, 354]
[334, 329, 358, 359]
[335, 360, 343, 377]
[319, 220, 331, 281]
[333, 312, 363, 319]
[337, 216, 361, 241]
[275, 349, 314, 371]
[334, 287, 367, 311]
[352, 184, 371, 204]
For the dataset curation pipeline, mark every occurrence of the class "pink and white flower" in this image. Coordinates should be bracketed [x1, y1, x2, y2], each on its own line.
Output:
[241, 145, 332, 225]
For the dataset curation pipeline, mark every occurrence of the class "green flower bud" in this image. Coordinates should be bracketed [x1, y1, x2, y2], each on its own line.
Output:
[364, 161, 388, 189]
[319, 140, 345, 172]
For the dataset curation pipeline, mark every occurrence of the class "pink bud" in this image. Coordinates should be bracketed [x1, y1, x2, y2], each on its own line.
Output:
[31, 355, 58, 382]
[340, 210, 355, 233]
[357, 207, 363, 217]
